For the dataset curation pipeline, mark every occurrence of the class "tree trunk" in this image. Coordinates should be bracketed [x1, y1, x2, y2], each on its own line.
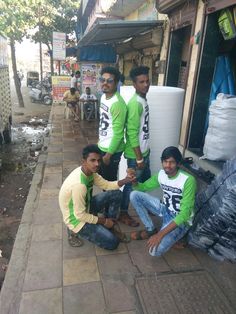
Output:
[46, 43, 54, 75]
[10, 39, 24, 107]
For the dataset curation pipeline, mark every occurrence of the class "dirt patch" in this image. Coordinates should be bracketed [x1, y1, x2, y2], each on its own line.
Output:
[0, 112, 50, 289]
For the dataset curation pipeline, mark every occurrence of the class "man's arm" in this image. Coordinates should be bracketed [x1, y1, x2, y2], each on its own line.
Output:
[103, 100, 127, 165]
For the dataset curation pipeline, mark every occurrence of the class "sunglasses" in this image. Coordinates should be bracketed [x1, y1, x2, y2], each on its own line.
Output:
[99, 77, 115, 84]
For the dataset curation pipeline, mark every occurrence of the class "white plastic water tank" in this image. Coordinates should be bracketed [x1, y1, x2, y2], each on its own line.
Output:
[119, 86, 185, 188]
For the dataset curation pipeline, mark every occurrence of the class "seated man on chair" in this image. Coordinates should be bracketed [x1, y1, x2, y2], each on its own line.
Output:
[80, 87, 98, 120]
[63, 87, 80, 121]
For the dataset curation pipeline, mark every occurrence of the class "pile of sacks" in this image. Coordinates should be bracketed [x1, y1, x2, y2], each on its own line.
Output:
[188, 158, 236, 262]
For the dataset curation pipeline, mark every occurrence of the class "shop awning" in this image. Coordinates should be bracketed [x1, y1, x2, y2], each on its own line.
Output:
[78, 20, 163, 47]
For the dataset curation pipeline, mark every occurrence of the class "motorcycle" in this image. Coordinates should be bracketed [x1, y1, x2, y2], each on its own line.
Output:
[29, 80, 52, 105]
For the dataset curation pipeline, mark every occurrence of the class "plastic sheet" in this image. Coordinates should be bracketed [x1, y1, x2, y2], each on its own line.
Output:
[188, 158, 236, 262]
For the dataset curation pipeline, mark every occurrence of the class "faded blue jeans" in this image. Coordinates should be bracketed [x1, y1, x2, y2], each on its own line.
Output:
[120, 153, 151, 213]
[130, 191, 190, 256]
[77, 190, 122, 250]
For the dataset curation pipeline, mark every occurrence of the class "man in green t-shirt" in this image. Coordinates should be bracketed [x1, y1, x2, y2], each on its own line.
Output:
[119, 66, 151, 227]
[130, 147, 197, 256]
[98, 66, 127, 182]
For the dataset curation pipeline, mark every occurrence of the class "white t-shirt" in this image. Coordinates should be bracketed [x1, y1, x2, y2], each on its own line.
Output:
[80, 93, 97, 101]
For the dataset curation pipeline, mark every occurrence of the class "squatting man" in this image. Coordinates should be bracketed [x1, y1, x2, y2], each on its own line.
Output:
[59, 144, 135, 250]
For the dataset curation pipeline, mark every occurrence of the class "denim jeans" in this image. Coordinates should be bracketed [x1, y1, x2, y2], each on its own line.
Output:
[99, 151, 122, 181]
[77, 190, 122, 250]
[120, 154, 151, 213]
[130, 191, 189, 256]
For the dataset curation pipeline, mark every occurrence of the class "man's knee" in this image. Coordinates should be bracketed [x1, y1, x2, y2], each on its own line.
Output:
[103, 235, 120, 250]
[130, 190, 140, 203]
[149, 244, 167, 257]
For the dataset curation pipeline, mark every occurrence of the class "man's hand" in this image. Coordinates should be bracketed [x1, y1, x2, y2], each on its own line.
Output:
[103, 154, 111, 165]
[118, 175, 137, 187]
[104, 218, 116, 229]
[147, 231, 163, 250]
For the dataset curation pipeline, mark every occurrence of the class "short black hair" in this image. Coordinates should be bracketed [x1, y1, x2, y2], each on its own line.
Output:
[70, 87, 76, 94]
[130, 66, 150, 82]
[82, 144, 102, 159]
[75, 71, 80, 76]
[100, 66, 120, 82]
[161, 146, 182, 164]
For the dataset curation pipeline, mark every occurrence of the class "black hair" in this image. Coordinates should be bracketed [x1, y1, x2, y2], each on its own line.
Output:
[100, 66, 120, 82]
[70, 87, 76, 94]
[130, 66, 150, 82]
[161, 146, 182, 164]
[82, 144, 102, 159]
[75, 70, 80, 76]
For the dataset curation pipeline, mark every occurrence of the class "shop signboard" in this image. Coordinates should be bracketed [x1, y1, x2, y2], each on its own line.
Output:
[52, 32, 66, 61]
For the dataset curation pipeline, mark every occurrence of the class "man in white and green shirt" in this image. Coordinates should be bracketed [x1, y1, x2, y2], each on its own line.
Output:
[59, 144, 133, 250]
[120, 66, 151, 228]
[130, 146, 197, 256]
[98, 67, 127, 182]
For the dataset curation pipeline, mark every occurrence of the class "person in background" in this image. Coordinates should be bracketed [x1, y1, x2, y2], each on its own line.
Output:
[98, 66, 127, 182]
[63, 87, 80, 122]
[119, 66, 151, 227]
[59, 144, 134, 249]
[117, 74, 125, 93]
[130, 146, 197, 256]
[71, 70, 81, 92]
[80, 87, 98, 120]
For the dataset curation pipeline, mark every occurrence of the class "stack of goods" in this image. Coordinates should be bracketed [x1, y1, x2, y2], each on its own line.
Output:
[188, 158, 236, 262]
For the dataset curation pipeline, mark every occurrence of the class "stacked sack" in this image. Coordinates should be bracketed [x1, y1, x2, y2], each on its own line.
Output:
[188, 158, 236, 262]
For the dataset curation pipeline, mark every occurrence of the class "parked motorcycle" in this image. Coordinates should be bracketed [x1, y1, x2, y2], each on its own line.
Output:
[29, 80, 52, 105]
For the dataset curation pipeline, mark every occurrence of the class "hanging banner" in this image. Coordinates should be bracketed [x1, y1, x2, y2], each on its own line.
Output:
[53, 32, 66, 61]
[52, 76, 70, 101]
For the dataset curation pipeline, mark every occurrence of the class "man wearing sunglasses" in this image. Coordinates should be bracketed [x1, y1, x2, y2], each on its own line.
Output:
[98, 67, 127, 184]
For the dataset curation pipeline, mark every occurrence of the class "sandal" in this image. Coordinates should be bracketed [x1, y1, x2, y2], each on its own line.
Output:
[68, 235, 84, 247]
[131, 229, 157, 241]
[112, 226, 131, 243]
[119, 213, 140, 227]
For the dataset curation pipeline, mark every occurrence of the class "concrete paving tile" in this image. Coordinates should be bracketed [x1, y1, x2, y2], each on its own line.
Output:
[127, 241, 170, 274]
[44, 165, 62, 174]
[163, 247, 201, 271]
[34, 198, 62, 224]
[113, 312, 136, 314]
[97, 254, 139, 276]
[62, 225, 96, 259]
[42, 173, 62, 189]
[47, 152, 63, 165]
[19, 288, 62, 314]
[47, 145, 62, 153]
[63, 151, 80, 162]
[32, 223, 62, 242]
[96, 242, 127, 256]
[63, 282, 106, 314]
[63, 256, 100, 286]
[40, 188, 60, 199]
[102, 278, 137, 313]
[23, 240, 62, 291]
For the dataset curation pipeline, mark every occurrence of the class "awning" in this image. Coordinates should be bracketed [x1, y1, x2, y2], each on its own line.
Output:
[78, 20, 163, 47]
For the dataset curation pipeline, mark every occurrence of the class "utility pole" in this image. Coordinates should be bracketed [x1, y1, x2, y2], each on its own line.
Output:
[38, 4, 43, 82]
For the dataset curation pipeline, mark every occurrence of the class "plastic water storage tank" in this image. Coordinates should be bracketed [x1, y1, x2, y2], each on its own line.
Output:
[119, 86, 185, 186]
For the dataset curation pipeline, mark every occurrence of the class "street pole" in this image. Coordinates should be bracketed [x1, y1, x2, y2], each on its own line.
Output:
[39, 5, 43, 82]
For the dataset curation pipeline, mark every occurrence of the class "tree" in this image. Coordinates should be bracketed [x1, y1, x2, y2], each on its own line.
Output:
[0, 0, 37, 107]
[31, 0, 80, 75]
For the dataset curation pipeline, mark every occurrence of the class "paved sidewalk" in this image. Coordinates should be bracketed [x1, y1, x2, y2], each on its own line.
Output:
[0, 103, 235, 314]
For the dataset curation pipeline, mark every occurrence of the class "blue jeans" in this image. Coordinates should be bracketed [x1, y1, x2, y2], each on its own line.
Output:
[120, 154, 151, 213]
[99, 151, 122, 181]
[130, 191, 189, 256]
[77, 190, 122, 250]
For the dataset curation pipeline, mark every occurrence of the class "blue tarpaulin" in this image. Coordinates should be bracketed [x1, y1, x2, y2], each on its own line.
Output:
[79, 44, 116, 62]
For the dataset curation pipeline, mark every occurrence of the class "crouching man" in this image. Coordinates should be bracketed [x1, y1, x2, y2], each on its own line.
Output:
[59, 144, 134, 250]
[130, 146, 197, 256]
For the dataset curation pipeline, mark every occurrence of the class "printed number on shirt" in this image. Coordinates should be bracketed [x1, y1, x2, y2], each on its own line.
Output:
[99, 112, 109, 136]
[163, 191, 182, 213]
[142, 112, 149, 140]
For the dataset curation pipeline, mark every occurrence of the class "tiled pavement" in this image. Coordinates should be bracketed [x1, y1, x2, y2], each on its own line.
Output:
[0, 103, 235, 314]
